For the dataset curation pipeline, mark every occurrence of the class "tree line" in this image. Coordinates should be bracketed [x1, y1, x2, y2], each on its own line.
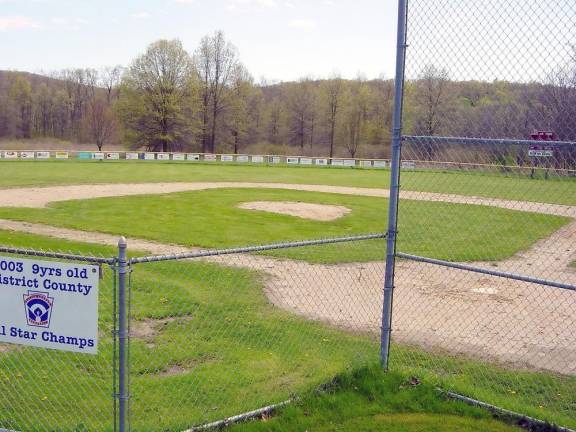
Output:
[0, 32, 574, 162]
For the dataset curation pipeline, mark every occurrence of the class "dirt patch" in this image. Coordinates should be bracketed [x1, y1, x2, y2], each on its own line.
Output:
[238, 201, 351, 221]
[131, 316, 192, 340]
[0, 344, 15, 353]
[157, 364, 189, 377]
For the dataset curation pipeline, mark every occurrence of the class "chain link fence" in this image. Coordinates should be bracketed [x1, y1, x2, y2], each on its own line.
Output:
[383, 0, 576, 429]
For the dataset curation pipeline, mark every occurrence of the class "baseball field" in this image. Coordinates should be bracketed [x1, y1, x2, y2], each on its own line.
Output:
[0, 159, 574, 431]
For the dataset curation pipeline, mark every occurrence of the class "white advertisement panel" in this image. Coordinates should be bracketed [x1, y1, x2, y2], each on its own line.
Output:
[172, 153, 185, 161]
[55, 152, 69, 159]
[20, 151, 35, 159]
[187, 154, 201, 161]
[343, 159, 356, 167]
[157, 153, 170, 161]
[373, 161, 387, 168]
[360, 160, 373, 168]
[126, 152, 139, 160]
[251, 156, 264, 163]
[299, 158, 313, 165]
[401, 161, 416, 169]
[204, 154, 217, 161]
[92, 152, 104, 160]
[36, 151, 51, 159]
[105, 152, 120, 160]
[287, 157, 299, 164]
[271, 156, 281, 164]
[221, 155, 234, 162]
[0, 255, 99, 354]
[236, 155, 249, 163]
[315, 159, 328, 166]
[331, 159, 344, 166]
[144, 153, 156, 160]
[4, 151, 18, 159]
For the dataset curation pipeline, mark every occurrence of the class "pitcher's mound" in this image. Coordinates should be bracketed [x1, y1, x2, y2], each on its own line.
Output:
[238, 201, 351, 221]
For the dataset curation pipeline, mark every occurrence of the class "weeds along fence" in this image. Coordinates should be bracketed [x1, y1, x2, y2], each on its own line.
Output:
[0, 225, 575, 431]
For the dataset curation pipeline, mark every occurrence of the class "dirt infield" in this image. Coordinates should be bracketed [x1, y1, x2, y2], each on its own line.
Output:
[0, 182, 574, 374]
[238, 201, 351, 221]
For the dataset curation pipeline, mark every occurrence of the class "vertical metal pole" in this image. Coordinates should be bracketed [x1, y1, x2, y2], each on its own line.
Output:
[381, 0, 409, 369]
[117, 237, 129, 432]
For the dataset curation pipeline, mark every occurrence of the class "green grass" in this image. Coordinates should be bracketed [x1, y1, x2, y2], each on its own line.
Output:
[0, 231, 574, 432]
[0, 160, 575, 205]
[0, 189, 568, 263]
[229, 365, 521, 432]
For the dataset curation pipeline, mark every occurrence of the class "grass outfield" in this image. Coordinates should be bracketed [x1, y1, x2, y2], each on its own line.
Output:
[0, 189, 568, 263]
[0, 160, 575, 205]
[0, 231, 574, 431]
[230, 366, 520, 432]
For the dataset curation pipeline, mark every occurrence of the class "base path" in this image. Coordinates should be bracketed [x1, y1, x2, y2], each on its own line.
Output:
[0, 182, 575, 374]
[0, 182, 574, 218]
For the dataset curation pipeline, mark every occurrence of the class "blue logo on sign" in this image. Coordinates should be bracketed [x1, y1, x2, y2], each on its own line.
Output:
[23, 291, 54, 328]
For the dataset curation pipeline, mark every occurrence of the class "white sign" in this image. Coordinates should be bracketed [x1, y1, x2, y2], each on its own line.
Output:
[221, 155, 234, 162]
[287, 157, 299, 164]
[299, 158, 313, 165]
[91, 152, 104, 160]
[20, 151, 35, 159]
[343, 159, 356, 167]
[528, 150, 554, 157]
[157, 153, 170, 161]
[360, 160, 373, 168]
[0, 256, 99, 354]
[331, 159, 344, 166]
[144, 153, 156, 160]
[271, 156, 281, 164]
[172, 153, 185, 161]
[236, 155, 249, 163]
[251, 155, 264, 163]
[126, 152, 139, 160]
[55, 152, 69, 159]
[187, 154, 201, 161]
[106, 152, 120, 160]
[315, 158, 328, 166]
[401, 161, 416, 169]
[204, 154, 217, 161]
[373, 160, 387, 168]
[36, 151, 51, 159]
[4, 151, 18, 159]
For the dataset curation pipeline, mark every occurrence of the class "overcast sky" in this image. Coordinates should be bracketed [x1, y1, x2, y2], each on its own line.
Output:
[0, 0, 398, 82]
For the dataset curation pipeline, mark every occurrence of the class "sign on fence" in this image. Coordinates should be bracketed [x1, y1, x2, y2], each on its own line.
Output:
[0, 256, 99, 354]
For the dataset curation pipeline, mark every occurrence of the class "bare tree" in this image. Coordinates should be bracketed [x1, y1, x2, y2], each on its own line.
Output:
[194, 31, 239, 153]
[286, 78, 315, 151]
[100, 66, 123, 104]
[320, 76, 344, 158]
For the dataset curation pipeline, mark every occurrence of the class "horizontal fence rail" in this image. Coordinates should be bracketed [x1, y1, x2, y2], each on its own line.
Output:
[130, 232, 387, 264]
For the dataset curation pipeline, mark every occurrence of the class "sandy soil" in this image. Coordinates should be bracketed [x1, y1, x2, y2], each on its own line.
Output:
[238, 201, 351, 221]
[0, 182, 574, 374]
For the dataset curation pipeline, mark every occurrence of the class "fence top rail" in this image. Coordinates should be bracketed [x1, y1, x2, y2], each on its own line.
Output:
[403, 135, 576, 147]
[397, 252, 576, 292]
[130, 232, 386, 265]
[0, 246, 115, 265]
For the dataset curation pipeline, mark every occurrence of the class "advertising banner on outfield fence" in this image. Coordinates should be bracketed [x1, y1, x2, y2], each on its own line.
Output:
[36, 151, 50, 159]
[20, 151, 35, 159]
[55, 152, 69, 159]
[157, 153, 170, 160]
[251, 156, 264, 163]
[0, 256, 99, 354]
[221, 155, 234, 162]
[236, 155, 249, 163]
[4, 151, 18, 159]
[172, 153, 185, 161]
[126, 152, 139, 160]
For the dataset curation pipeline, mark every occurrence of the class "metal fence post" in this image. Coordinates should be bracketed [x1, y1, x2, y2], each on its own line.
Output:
[117, 237, 129, 432]
[381, 0, 408, 370]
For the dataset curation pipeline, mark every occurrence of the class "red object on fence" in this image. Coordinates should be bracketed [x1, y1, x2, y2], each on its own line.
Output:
[530, 130, 556, 141]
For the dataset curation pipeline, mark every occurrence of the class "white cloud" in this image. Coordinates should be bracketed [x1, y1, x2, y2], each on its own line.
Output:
[131, 11, 151, 19]
[323, 0, 336, 6]
[174, 0, 195, 4]
[288, 19, 317, 30]
[0, 16, 41, 31]
[226, 0, 277, 12]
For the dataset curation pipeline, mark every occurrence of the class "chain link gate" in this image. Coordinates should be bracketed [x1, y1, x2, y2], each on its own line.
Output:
[383, 0, 576, 429]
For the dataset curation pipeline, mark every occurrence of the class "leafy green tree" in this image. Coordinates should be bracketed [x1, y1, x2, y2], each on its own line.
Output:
[117, 39, 199, 152]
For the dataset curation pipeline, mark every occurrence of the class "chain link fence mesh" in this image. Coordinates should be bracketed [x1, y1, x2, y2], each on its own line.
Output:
[389, 0, 576, 428]
[0, 247, 116, 432]
[127, 236, 385, 431]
